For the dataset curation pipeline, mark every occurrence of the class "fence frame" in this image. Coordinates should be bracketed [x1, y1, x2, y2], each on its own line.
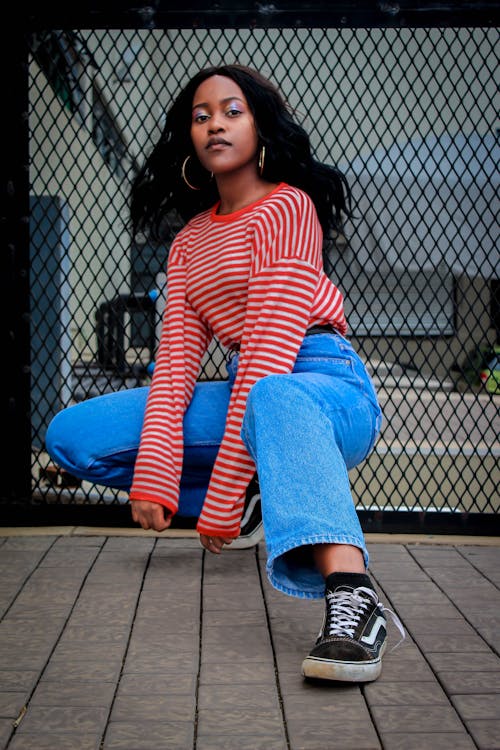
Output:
[4, 1, 499, 534]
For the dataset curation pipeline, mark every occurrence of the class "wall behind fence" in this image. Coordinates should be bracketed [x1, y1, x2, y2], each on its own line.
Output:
[4, 2, 499, 530]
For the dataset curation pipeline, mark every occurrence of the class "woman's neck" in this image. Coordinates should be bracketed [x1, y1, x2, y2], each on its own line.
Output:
[215, 172, 279, 215]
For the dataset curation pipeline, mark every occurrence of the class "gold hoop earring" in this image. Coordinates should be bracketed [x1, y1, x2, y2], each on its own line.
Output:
[181, 156, 200, 191]
[258, 146, 266, 176]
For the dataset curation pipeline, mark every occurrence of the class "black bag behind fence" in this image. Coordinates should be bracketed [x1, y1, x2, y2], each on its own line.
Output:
[4, 2, 499, 532]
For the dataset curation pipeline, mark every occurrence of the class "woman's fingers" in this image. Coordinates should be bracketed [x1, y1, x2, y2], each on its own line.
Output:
[199, 534, 219, 553]
[130, 500, 171, 532]
[199, 534, 234, 553]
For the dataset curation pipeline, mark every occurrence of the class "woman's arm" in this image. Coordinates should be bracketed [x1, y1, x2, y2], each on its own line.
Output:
[197, 188, 324, 538]
[130, 251, 212, 519]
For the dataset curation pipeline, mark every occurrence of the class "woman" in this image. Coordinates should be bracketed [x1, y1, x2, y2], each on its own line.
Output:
[47, 64, 402, 682]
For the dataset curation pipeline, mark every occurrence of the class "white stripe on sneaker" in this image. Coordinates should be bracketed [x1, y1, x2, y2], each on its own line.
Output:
[360, 615, 386, 646]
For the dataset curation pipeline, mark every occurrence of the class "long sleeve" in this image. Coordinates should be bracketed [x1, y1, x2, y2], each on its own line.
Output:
[130, 244, 212, 513]
[196, 188, 324, 536]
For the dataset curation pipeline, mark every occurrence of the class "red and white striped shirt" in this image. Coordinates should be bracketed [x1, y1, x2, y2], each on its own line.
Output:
[130, 183, 347, 536]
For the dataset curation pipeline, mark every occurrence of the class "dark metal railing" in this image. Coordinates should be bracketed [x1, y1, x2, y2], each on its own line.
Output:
[3, 2, 499, 533]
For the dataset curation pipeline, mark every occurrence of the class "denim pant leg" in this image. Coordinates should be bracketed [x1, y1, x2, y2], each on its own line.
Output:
[240, 334, 382, 600]
[45, 380, 231, 517]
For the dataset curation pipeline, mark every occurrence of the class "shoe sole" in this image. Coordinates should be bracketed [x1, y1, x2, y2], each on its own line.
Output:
[301, 654, 382, 682]
[229, 521, 264, 549]
[301, 639, 387, 683]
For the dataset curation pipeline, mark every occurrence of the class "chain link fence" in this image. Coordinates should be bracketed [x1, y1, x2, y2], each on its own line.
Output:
[6, 4, 500, 530]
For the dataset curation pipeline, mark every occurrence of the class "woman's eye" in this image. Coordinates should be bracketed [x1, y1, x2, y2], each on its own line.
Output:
[193, 113, 209, 123]
[227, 108, 242, 117]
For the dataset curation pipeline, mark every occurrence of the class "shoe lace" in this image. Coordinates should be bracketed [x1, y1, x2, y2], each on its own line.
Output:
[325, 586, 406, 650]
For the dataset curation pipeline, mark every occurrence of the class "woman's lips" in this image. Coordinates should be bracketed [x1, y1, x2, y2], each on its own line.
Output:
[206, 138, 231, 150]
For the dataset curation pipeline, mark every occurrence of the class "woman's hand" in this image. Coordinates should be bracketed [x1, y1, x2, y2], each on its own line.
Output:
[199, 534, 234, 554]
[131, 500, 172, 532]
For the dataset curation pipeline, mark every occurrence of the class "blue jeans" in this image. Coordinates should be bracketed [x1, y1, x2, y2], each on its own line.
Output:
[46, 333, 382, 599]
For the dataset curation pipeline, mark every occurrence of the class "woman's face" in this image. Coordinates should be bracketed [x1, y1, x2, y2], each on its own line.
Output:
[190, 75, 259, 178]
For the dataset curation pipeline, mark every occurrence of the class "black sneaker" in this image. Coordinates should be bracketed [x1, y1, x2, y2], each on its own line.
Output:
[302, 573, 404, 682]
[231, 474, 264, 549]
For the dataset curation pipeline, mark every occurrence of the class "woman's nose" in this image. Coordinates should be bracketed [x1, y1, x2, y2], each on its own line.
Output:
[208, 115, 224, 133]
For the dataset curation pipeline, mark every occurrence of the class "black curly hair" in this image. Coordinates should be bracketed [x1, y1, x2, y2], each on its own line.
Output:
[130, 64, 351, 245]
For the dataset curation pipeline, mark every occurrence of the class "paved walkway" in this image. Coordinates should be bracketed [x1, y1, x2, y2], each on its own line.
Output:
[0, 530, 499, 750]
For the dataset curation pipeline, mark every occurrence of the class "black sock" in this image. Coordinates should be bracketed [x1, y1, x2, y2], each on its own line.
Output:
[325, 571, 374, 593]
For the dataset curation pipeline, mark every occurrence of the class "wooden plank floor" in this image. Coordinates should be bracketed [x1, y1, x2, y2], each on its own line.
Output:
[0, 531, 498, 749]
